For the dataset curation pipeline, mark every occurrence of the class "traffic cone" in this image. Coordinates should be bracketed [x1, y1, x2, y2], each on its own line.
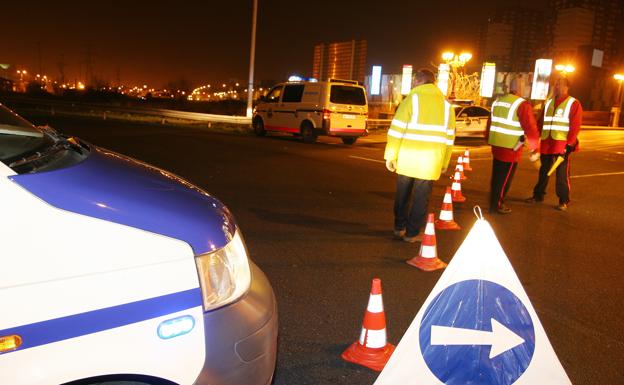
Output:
[406, 213, 447, 271]
[463, 149, 473, 171]
[451, 171, 467, 203]
[342, 278, 395, 371]
[456, 156, 467, 180]
[435, 187, 461, 230]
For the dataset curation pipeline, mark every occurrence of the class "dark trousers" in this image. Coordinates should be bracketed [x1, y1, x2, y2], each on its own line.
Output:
[533, 154, 571, 204]
[490, 159, 518, 211]
[394, 175, 433, 237]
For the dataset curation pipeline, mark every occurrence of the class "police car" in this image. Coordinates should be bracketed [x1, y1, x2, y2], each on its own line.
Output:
[0, 104, 277, 385]
[453, 103, 490, 137]
[252, 78, 368, 144]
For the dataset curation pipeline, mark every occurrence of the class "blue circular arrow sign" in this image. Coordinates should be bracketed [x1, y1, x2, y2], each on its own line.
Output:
[419, 279, 535, 385]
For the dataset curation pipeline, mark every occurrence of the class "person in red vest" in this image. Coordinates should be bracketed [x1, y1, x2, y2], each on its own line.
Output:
[525, 77, 582, 211]
[485, 78, 540, 214]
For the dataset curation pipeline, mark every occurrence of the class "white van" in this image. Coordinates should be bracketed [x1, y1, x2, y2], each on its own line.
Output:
[0, 104, 277, 385]
[252, 79, 368, 144]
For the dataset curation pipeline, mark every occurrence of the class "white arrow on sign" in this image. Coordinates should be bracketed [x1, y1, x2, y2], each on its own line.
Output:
[431, 318, 525, 359]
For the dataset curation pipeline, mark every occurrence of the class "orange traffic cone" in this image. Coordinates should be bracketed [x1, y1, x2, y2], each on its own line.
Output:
[463, 149, 473, 171]
[456, 156, 467, 180]
[342, 278, 395, 371]
[435, 187, 461, 230]
[451, 171, 467, 203]
[406, 213, 447, 271]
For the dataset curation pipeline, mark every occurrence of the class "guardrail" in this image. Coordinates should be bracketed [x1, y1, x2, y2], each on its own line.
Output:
[366, 119, 391, 132]
[2, 96, 252, 126]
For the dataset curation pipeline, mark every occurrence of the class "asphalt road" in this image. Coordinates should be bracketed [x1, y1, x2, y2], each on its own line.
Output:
[23, 115, 624, 385]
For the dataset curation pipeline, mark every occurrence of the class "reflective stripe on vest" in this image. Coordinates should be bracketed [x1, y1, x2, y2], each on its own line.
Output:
[400, 93, 452, 145]
[542, 96, 575, 140]
[488, 94, 525, 149]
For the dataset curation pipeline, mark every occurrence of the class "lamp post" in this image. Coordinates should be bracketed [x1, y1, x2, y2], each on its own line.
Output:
[613, 73, 624, 127]
[246, 0, 258, 118]
[441, 51, 472, 99]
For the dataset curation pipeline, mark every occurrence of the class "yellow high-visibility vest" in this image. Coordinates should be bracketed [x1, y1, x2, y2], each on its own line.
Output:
[542, 96, 576, 141]
[384, 83, 455, 180]
[488, 94, 525, 149]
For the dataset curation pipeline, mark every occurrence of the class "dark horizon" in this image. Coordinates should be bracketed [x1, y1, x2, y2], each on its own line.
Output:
[1, 1, 546, 88]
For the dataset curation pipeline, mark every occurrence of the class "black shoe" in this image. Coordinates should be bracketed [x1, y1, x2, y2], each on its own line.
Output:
[556, 202, 568, 211]
[524, 196, 542, 203]
[393, 229, 406, 238]
[496, 205, 512, 214]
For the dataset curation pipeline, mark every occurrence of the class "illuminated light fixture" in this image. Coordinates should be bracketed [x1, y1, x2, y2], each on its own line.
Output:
[459, 52, 473, 62]
[555, 64, 575, 74]
[531, 59, 553, 101]
[613, 73, 624, 81]
[436, 63, 450, 96]
[442, 52, 454, 61]
[371, 65, 382, 96]
[0, 335, 22, 353]
[479, 62, 496, 98]
[288, 75, 303, 82]
[401, 65, 413, 95]
[157, 315, 195, 340]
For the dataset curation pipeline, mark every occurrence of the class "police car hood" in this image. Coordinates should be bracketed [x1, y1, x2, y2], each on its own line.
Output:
[10, 145, 236, 255]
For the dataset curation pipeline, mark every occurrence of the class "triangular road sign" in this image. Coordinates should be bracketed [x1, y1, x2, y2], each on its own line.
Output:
[375, 218, 571, 385]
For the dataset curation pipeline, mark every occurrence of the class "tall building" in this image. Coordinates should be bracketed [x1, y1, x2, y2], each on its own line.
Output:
[312, 40, 367, 83]
[546, 0, 623, 69]
[479, 7, 545, 72]
[545, 0, 624, 109]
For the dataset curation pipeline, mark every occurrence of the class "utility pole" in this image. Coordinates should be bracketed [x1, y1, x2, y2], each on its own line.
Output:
[246, 0, 258, 118]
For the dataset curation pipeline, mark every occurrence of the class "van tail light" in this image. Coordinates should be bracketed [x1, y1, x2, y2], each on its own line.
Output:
[322, 109, 331, 130]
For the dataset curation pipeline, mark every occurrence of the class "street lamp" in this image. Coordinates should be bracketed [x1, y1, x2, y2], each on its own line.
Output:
[554, 64, 575, 76]
[441, 51, 472, 99]
[246, 0, 258, 118]
[613, 73, 624, 127]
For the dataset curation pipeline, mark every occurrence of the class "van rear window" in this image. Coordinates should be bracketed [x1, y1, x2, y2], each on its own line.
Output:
[330, 86, 366, 105]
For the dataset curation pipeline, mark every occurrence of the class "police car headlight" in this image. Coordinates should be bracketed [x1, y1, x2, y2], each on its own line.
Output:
[195, 230, 251, 311]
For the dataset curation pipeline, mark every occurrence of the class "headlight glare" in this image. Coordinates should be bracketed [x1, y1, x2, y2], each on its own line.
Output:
[195, 230, 251, 311]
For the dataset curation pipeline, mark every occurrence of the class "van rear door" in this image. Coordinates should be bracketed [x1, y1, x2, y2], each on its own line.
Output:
[326, 85, 367, 136]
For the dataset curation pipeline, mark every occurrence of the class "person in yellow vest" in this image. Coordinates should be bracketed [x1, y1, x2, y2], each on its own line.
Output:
[486, 78, 540, 214]
[525, 77, 582, 211]
[384, 69, 455, 242]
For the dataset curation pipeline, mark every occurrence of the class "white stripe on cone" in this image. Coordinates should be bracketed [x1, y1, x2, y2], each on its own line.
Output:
[420, 245, 437, 259]
[443, 192, 453, 204]
[440, 210, 453, 221]
[367, 294, 384, 313]
[360, 328, 388, 349]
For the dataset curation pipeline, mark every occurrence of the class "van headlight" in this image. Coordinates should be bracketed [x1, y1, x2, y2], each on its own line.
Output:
[195, 230, 251, 311]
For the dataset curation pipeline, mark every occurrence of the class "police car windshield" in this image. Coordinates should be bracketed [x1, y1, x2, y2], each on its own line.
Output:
[0, 104, 47, 163]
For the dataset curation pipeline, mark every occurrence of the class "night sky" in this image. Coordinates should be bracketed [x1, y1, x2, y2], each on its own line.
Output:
[2, 0, 546, 88]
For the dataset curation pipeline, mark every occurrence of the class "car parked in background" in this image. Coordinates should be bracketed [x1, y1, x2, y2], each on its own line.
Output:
[253, 78, 368, 144]
[454, 104, 490, 137]
[0, 104, 277, 385]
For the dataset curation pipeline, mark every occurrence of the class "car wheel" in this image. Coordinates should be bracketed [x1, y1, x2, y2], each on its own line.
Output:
[300, 122, 317, 144]
[341, 137, 357, 145]
[253, 118, 266, 136]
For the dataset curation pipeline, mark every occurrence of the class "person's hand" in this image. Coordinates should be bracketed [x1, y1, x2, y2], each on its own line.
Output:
[529, 151, 540, 162]
[441, 167, 447, 174]
[565, 144, 574, 155]
[385, 159, 397, 172]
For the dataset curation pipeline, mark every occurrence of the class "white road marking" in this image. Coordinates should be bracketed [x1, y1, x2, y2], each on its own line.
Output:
[571, 171, 624, 179]
[349, 155, 384, 163]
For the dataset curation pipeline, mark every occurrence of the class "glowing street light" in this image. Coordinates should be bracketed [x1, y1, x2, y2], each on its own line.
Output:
[612, 73, 624, 127]
[554, 64, 575, 75]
